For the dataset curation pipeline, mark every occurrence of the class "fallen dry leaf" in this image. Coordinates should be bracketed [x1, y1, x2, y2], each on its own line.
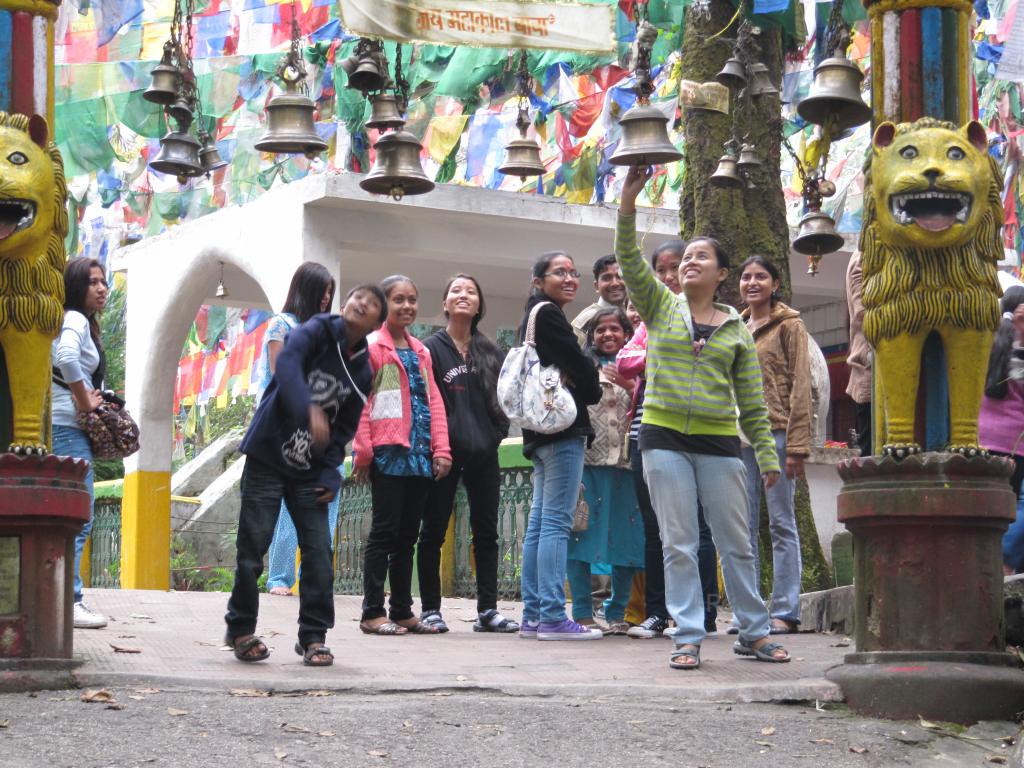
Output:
[0, 719, 9, 728]
[230, 688, 271, 698]
[811, 738, 834, 745]
[849, 746, 869, 754]
[128, 696, 145, 701]
[305, 690, 333, 697]
[135, 688, 161, 695]
[281, 723, 311, 734]
[81, 689, 115, 703]
[105, 703, 125, 711]
[317, 731, 336, 738]
[109, 643, 142, 654]
[428, 692, 453, 697]
[830, 641, 850, 647]
[367, 749, 388, 758]
[402, 720, 414, 728]
[761, 726, 776, 736]
[985, 756, 1008, 765]
[754, 740, 774, 747]
[128, 613, 153, 619]
[455, 675, 468, 682]
[166, 708, 188, 717]
[117, 634, 137, 639]
[274, 748, 287, 760]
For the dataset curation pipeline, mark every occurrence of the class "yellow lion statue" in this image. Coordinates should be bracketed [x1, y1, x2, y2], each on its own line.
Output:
[0, 112, 67, 454]
[861, 117, 1002, 455]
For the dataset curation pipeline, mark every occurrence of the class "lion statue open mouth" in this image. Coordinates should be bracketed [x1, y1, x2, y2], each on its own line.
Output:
[861, 117, 1003, 455]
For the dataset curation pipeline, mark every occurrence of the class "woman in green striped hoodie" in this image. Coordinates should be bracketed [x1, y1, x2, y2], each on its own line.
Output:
[616, 165, 789, 670]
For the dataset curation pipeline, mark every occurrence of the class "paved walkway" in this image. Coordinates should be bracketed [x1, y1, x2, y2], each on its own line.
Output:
[67, 589, 847, 702]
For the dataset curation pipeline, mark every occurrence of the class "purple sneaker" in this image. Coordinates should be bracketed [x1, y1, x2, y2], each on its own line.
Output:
[519, 620, 539, 639]
[536, 619, 603, 641]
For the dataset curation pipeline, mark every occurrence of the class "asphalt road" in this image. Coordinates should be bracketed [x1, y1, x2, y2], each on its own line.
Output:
[0, 687, 1020, 768]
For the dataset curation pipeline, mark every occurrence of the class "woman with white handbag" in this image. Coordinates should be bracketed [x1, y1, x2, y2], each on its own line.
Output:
[516, 252, 602, 641]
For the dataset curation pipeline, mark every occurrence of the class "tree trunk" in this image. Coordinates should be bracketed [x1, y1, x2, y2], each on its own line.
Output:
[678, 1, 791, 305]
[678, 0, 833, 594]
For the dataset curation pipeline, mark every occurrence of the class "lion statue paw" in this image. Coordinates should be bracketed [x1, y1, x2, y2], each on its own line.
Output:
[882, 443, 921, 460]
[7, 443, 48, 456]
[947, 444, 988, 458]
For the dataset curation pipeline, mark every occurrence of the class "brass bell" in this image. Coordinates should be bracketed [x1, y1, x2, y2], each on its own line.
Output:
[796, 52, 871, 132]
[609, 103, 682, 166]
[149, 128, 204, 180]
[144, 44, 179, 106]
[169, 94, 193, 126]
[736, 143, 762, 173]
[199, 133, 227, 174]
[342, 51, 388, 93]
[748, 63, 779, 98]
[709, 154, 743, 189]
[792, 208, 844, 257]
[360, 130, 435, 200]
[499, 137, 545, 180]
[255, 80, 328, 157]
[365, 94, 406, 131]
[715, 57, 747, 90]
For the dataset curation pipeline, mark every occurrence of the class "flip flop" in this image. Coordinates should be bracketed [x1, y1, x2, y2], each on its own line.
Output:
[733, 637, 791, 663]
[359, 620, 408, 635]
[669, 644, 701, 670]
[294, 642, 333, 667]
[226, 634, 269, 662]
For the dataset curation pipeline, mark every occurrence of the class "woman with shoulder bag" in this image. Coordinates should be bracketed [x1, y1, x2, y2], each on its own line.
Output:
[51, 257, 108, 630]
[517, 252, 603, 641]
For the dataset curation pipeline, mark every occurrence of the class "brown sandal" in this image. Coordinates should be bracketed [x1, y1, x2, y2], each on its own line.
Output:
[359, 620, 408, 636]
[395, 619, 441, 634]
[294, 642, 333, 666]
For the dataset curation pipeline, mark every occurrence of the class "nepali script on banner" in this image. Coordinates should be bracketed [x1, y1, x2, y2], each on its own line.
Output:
[338, 0, 616, 53]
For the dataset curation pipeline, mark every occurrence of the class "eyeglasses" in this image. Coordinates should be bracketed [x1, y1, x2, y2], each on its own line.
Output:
[544, 268, 581, 280]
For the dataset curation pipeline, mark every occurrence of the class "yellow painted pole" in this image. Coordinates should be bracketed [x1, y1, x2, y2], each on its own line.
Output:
[120, 470, 171, 589]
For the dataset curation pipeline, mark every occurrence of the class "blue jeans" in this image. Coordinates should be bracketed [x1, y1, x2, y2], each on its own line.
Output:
[741, 430, 802, 623]
[642, 448, 771, 647]
[566, 559, 636, 622]
[520, 438, 586, 624]
[52, 424, 93, 604]
[266, 466, 343, 591]
[1004, 493, 1024, 573]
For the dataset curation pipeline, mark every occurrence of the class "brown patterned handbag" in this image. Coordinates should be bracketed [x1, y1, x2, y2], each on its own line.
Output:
[75, 393, 140, 460]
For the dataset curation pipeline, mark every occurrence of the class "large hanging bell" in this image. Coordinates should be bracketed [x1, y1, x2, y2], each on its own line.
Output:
[199, 134, 227, 173]
[342, 52, 388, 93]
[792, 208, 844, 256]
[609, 104, 682, 166]
[360, 130, 434, 200]
[709, 154, 744, 189]
[499, 136, 546, 180]
[715, 57, 747, 91]
[149, 128, 204, 181]
[254, 80, 328, 157]
[144, 44, 179, 106]
[796, 52, 871, 132]
[736, 143, 762, 173]
[365, 94, 406, 131]
[169, 94, 193, 127]
[748, 63, 780, 98]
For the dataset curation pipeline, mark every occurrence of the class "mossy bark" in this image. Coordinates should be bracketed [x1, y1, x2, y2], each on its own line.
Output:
[678, 0, 832, 596]
[678, 1, 791, 305]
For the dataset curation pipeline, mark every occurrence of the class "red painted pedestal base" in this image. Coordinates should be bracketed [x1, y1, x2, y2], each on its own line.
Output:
[825, 453, 1024, 723]
[0, 454, 89, 676]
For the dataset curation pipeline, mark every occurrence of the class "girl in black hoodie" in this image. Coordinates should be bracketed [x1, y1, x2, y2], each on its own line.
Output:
[417, 274, 517, 633]
[517, 252, 602, 641]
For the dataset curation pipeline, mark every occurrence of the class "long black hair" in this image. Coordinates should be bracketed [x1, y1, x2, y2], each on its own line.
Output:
[650, 240, 685, 269]
[583, 306, 634, 362]
[739, 255, 781, 305]
[527, 250, 573, 308]
[442, 273, 508, 436]
[283, 262, 335, 323]
[984, 286, 1024, 399]
[63, 257, 105, 351]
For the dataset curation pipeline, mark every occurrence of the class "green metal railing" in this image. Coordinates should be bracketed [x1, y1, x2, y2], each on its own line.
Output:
[90, 497, 122, 588]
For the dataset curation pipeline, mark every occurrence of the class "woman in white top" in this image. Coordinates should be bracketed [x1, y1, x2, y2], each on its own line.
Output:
[51, 257, 108, 629]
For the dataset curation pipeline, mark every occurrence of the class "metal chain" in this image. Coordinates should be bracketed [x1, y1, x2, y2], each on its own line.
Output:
[824, 0, 848, 57]
[394, 43, 410, 113]
[782, 135, 810, 185]
[514, 49, 531, 134]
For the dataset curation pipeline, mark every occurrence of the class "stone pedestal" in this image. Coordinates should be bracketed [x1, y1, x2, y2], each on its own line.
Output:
[825, 453, 1024, 723]
[0, 454, 89, 682]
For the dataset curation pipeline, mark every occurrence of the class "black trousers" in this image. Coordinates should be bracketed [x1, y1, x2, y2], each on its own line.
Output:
[361, 469, 433, 621]
[631, 440, 718, 624]
[418, 451, 501, 614]
[225, 458, 334, 648]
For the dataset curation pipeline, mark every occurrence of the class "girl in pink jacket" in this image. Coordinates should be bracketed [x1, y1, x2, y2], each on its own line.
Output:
[353, 275, 452, 635]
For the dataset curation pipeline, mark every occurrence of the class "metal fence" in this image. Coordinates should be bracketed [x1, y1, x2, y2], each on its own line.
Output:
[90, 497, 122, 588]
[88, 461, 535, 601]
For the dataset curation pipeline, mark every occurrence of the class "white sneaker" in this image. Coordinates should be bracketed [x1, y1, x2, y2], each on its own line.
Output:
[73, 601, 107, 629]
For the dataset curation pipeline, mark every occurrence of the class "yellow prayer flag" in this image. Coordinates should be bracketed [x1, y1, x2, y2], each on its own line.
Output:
[426, 115, 469, 164]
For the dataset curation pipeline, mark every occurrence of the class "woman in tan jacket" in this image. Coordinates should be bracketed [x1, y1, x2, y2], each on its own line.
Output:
[737, 256, 813, 634]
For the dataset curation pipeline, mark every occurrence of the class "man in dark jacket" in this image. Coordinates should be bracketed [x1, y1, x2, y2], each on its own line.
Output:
[223, 284, 385, 667]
